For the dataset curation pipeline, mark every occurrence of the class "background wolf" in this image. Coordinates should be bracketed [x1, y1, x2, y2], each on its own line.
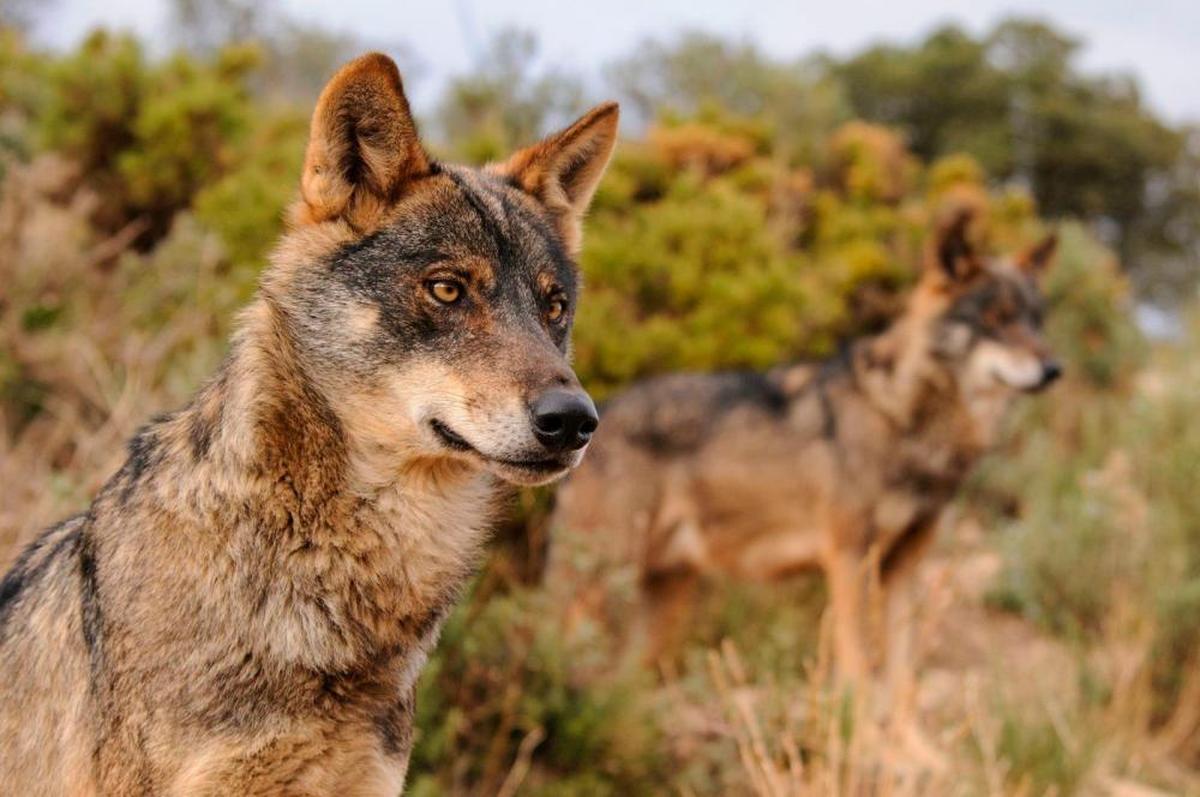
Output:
[549, 210, 1061, 710]
[0, 53, 616, 795]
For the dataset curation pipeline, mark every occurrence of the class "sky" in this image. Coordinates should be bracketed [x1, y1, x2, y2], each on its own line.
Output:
[31, 0, 1200, 124]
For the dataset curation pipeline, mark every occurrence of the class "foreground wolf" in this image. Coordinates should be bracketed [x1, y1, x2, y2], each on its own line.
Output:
[550, 211, 1060, 700]
[0, 54, 616, 794]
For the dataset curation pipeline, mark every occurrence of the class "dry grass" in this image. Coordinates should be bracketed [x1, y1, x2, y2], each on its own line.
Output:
[660, 515, 1200, 796]
[0, 155, 229, 563]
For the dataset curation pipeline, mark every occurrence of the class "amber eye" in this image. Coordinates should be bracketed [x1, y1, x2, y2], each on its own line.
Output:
[547, 296, 568, 323]
[428, 280, 463, 305]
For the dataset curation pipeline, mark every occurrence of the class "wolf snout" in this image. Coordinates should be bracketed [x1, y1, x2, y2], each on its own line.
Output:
[530, 390, 599, 453]
[1037, 359, 1063, 390]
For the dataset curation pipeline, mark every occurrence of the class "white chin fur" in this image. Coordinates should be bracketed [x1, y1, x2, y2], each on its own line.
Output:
[486, 460, 573, 487]
[453, 439, 586, 487]
[993, 359, 1044, 390]
[483, 447, 586, 486]
[423, 407, 588, 486]
[970, 340, 1044, 391]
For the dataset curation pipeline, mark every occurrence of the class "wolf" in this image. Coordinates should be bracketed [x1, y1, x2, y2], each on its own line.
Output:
[0, 53, 617, 795]
[548, 209, 1060, 706]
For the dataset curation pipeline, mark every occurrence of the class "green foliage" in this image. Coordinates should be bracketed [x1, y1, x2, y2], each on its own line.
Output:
[576, 170, 819, 396]
[0, 27, 52, 162]
[1041, 222, 1146, 387]
[35, 32, 146, 175]
[33, 32, 258, 239]
[409, 585, 665, 795]
[571, 118, 1038, 398]
[981, 313, 1200, 730]
[114, 49, 255, 217]
[827, 119, 916, 202]
[193, 110, 307, 277]
[993, 710, 1094, 795]
[835, 18, 1198, 291]
[0, 349, 45, 432]
[837, 25, 1011, 172]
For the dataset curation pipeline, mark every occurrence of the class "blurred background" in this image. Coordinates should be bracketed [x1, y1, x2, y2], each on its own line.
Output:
[2, 1, 1199, 794]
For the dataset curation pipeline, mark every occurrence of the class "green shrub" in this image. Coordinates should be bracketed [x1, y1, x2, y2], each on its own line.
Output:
[573, 116, 1042, 399]
[984, 313, 1200, 733]
[193, 110, 307, 279]
[34, 32, 258, 240]
[0, 28, 52, 163]
[409, 585, 665, 795]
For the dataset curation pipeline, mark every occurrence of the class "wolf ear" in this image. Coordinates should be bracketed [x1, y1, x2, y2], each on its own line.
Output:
[493, 102, 620, 257]
[1016, 232, 1058, 278]
[929, 207, 983, 282]
[299, 53, 431, 231]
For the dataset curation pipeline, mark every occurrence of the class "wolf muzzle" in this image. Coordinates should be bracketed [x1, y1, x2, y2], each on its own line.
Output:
[1034, 359, 1063, 391]
[530, 390, 599, 453]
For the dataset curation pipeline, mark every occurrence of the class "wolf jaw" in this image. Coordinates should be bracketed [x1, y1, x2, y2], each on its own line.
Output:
[428, 418, 581, 485]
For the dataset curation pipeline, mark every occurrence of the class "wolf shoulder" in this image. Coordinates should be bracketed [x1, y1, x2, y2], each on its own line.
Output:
[594, 365, 828, 457]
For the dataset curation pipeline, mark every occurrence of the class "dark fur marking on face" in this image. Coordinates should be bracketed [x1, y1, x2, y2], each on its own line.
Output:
[480, 177, 580, 349]
[332, 233, 450, 286]
[943, 272, 1044, 343]
[317, 167, 582, 377]
[483, 178, 576, 283]
[322, 216, 473, 360]
[445, 171, 515, 272]
[449, 172, 578, 302]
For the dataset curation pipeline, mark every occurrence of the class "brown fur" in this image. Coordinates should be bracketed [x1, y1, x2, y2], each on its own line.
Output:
[548, 210, 1060, 707]
[0, 53, 617, 794]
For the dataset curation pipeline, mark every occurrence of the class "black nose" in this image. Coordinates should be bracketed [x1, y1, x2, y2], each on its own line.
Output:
[531, 390, 599, 453]
[1040, 360, 1063, 388]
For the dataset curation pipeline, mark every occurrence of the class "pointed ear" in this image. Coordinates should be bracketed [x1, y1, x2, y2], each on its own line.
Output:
[492, 102, 619, 257]
[928, 207, 983, 282]
[299, 53, 431, 231]
[1016, 232, 1058, 278]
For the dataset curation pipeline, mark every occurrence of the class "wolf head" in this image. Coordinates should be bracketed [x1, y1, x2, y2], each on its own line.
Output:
[263, 53, 617, 487]
[921, 208, 1062, 403]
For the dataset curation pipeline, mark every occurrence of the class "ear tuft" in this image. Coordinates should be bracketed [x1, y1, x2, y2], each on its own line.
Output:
[299, 52, 430, 231]
[492, 102, 619, 257]
[1017, 231, 1058, 277]
[929, 206, 983, 282]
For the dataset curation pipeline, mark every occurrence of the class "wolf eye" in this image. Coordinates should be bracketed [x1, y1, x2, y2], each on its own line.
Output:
[547, 296, 568, 323]
[428, 280, 463, 305]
